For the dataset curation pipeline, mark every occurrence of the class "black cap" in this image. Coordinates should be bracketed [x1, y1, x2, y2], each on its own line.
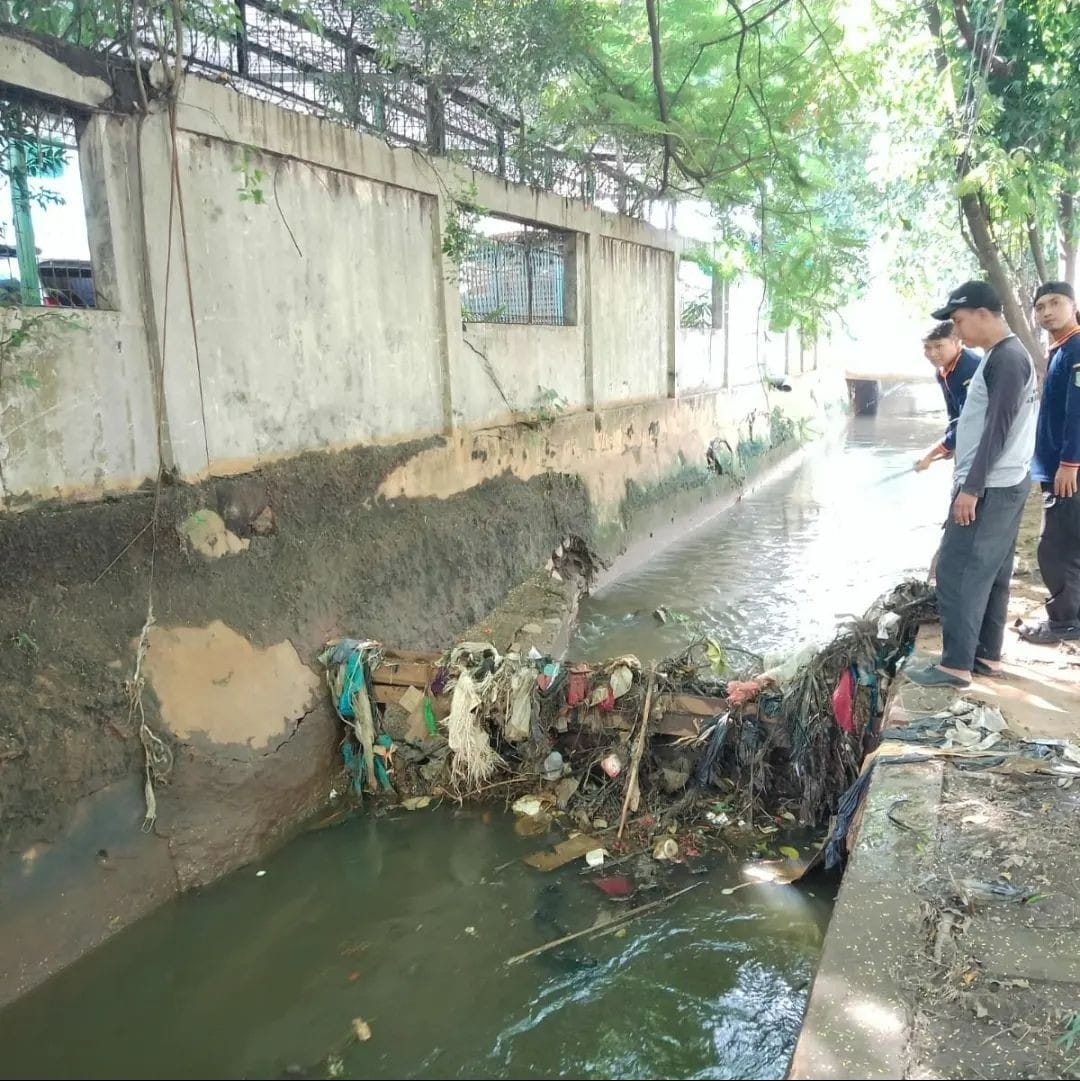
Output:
[1034, 281, 1076, 304]
[931, 279, 1003, 320]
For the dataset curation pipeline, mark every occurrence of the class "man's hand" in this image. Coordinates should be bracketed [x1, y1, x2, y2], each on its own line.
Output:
[952, 491, 979, 526]
[1054, 464, 1078, 499]
[914, 455, 934, 473]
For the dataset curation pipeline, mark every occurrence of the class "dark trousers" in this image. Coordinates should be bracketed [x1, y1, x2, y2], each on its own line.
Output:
[1038, 488, 1080, 626]
[936, 480, 1029, 671]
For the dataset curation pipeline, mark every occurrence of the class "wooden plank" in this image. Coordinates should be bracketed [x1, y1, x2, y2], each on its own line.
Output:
[523, 834, 601, 872]
[662, 693, 727, 717]
[382, 649, 441, 664]
[373, 684, 406, 704]
[372, 661, 432, 687]
[372, 684, 450, 719]
[657, 713, 703, 738]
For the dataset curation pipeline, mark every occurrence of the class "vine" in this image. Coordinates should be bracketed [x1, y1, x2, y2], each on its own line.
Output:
[441, 181, 482, 278]
[233, 144, 267, 206]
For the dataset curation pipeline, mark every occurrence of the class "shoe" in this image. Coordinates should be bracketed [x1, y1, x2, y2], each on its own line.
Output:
[1018, 621, 1080, 645]
[904, 665, 971, 688]
[973, 659, 1005, 678]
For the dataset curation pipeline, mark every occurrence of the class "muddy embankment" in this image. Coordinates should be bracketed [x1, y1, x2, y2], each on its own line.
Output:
[0, 391, 830, 1005]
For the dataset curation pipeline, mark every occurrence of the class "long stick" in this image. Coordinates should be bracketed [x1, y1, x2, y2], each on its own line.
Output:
[618, 672, 656, 839]
[505, 882, 701, 966]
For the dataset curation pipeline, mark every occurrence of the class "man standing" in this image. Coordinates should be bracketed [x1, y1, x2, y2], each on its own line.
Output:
[1021, 282, 1080, 644]
[907, 280, 1038, 687]
[914, 321, 982, 473]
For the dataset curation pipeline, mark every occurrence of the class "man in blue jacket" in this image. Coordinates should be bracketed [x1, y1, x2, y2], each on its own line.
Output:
[1022, 281, 1080, 644]
[915, 321, 983, 473]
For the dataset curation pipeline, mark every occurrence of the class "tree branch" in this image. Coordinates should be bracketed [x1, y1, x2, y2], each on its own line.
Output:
[644, 0, 673, 193]
[952, 0, 1011, 78]
[961, 192, 1042, 365]
[670, 0, 795, 104]
[922, 0, 950, 74]
[1060, 188, 1077, 288]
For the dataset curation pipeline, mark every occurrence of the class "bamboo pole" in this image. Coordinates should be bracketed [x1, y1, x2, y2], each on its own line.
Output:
[505, 882, 701, 966]
[618, 672, 656, 839]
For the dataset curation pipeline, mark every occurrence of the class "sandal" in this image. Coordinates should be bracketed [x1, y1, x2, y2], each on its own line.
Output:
[973, 659, 1005, 678]
[1018, 621, 1080, 646]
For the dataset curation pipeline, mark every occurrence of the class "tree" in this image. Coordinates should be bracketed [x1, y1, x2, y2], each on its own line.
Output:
[1, 1, 884, 336]
[528, 0, 881, 336]
[879, 0, 1080, 362]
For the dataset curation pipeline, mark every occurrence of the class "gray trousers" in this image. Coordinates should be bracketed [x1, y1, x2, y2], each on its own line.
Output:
[935, 479, 1029, 670]
[1038, 488, 1080, 626]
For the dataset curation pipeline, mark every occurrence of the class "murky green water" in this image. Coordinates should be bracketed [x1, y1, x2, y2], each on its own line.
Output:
[0, 384, 951, 1081]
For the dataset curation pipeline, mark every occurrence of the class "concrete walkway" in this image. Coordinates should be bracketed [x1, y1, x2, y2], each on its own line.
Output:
[790, 570, 1080, 1079]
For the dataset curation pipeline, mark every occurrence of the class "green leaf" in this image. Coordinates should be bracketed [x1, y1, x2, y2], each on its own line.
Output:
[779, 845, 801, 861]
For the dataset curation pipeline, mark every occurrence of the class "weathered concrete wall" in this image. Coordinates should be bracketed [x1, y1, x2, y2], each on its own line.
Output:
[159, 133, 448, 466]
[676, 328, 726, 393]
[0, 306, 158, 501]
[454, 323, 588, 427]
[0, 30, 826, 506]
[592, 238, 673, 405]
[376, 374, 835, 550]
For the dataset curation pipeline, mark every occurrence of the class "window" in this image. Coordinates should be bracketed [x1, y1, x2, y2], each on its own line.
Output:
[0, 96, 95, 309]
[459, 217, 576, 325]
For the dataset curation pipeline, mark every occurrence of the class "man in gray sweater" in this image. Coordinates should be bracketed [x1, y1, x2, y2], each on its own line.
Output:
[907, 280, 1038, 688]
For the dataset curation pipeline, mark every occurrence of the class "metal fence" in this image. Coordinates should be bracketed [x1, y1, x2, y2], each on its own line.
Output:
[459, 226, 571, 325]
[152, 0, 653, 213]
[0, 96, 93, 307]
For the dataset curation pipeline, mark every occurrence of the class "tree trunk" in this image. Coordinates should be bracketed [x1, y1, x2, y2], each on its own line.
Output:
[1027, 215, 1052, 284]
[1062, 190, 1077, 289]
[644, 0, 673, 193]
[961, 192, 1044, 369]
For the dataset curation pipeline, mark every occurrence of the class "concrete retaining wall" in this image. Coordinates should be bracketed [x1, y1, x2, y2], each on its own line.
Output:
[0, 29, 824, 507]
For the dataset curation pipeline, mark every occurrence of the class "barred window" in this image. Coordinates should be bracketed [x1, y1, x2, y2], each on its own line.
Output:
[459, 218, 576, 326]
[0, 95, 96, 309]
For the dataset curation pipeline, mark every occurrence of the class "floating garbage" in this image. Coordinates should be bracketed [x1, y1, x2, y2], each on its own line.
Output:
[601, 752, 623, 779]
[652, 837, 679, 861]
[319, 580, 937, 834]
[585, 848, 606, 868]
[512, 795, 545, 816]
[542, 751, 565, 781]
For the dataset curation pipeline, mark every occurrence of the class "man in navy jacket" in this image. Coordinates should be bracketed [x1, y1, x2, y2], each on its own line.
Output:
[1023, 282, 1080, 644]
[915, 321, 983, 473]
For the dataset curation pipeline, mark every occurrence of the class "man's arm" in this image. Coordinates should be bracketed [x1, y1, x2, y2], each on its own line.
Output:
[960, 347, 1030, 497]
[915, 441, 951, 471]
[916, 374, 958, 471]
[941, 373, 962, 452]
[1055, 339, 1080, 497]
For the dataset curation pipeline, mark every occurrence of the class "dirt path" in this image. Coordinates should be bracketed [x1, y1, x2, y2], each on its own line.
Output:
[898, 491, 1080, 1080]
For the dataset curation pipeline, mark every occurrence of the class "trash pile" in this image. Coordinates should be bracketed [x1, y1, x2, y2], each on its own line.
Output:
[319, 579, 937, 835]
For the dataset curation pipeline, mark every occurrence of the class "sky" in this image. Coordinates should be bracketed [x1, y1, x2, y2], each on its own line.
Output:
[0, 153, 91, 280]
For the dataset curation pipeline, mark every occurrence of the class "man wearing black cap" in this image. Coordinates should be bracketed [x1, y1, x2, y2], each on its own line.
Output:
[906, 280, 1038, 688]
[1021, 282, 1080, 644]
